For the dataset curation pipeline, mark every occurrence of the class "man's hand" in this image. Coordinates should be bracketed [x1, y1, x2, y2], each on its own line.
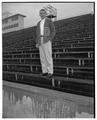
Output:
[36, 44, 39, 48]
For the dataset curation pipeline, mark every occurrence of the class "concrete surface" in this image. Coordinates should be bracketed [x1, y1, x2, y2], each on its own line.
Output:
[3, 81, 94, 118]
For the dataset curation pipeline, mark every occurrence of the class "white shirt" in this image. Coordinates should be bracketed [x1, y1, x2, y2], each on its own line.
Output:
[40, 18, 45, 44]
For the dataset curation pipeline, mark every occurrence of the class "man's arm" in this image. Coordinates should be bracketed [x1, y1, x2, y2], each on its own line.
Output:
[49, 19, 56, 40]
[36, 24, 38, 45]
[36, 22, 39, 48]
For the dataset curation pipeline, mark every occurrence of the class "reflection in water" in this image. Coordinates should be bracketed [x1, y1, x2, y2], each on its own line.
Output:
[3, 85, 94, 118]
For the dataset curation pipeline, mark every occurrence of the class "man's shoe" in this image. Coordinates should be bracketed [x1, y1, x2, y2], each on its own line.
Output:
[47, 73, 53, 78]
[42, 73, 48, 76]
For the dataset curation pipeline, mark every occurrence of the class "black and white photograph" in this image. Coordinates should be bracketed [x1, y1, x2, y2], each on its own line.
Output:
[2, 1, 95, 118]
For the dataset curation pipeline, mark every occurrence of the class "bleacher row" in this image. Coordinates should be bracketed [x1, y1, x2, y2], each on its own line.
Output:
[3, 14, 95, 97]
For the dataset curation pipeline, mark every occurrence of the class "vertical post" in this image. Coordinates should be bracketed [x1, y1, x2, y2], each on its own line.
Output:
[15, 73, 17, 81]
[71, 44, 73, 48]
[54, 53, 56, 58]
[88, 52, 90, 58]
[79, 59, 81, 66]
[71, 68, 74, 74]
[31, 66, 33, 72]
[58, 80, 60, 87]
[82, 60, 85, 66]
[67, 68, 69, 75]
[36, 66, 38, 72]
[52, 78, 55, 87]
[63, 48, 65, 52]
[91, 52, 93, 58]
[6, 65, 9, 71]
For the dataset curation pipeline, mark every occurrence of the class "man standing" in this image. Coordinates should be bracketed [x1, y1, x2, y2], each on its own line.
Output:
[36, 9, 56, 78]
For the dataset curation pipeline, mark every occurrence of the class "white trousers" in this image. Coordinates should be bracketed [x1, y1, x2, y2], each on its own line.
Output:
[39, 41, 53, 74]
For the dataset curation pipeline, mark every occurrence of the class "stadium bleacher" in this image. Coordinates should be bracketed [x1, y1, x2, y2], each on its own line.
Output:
[3, 13, 95, 97]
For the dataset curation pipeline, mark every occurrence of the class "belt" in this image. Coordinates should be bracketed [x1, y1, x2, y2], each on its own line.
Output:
[40, 35, 44, 37]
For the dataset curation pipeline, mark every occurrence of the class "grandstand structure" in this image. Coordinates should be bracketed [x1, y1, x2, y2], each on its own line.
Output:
[3, 13, 95, 97]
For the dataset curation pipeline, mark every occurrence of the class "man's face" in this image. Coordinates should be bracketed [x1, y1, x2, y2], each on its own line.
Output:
[39, 10, 46, 19]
